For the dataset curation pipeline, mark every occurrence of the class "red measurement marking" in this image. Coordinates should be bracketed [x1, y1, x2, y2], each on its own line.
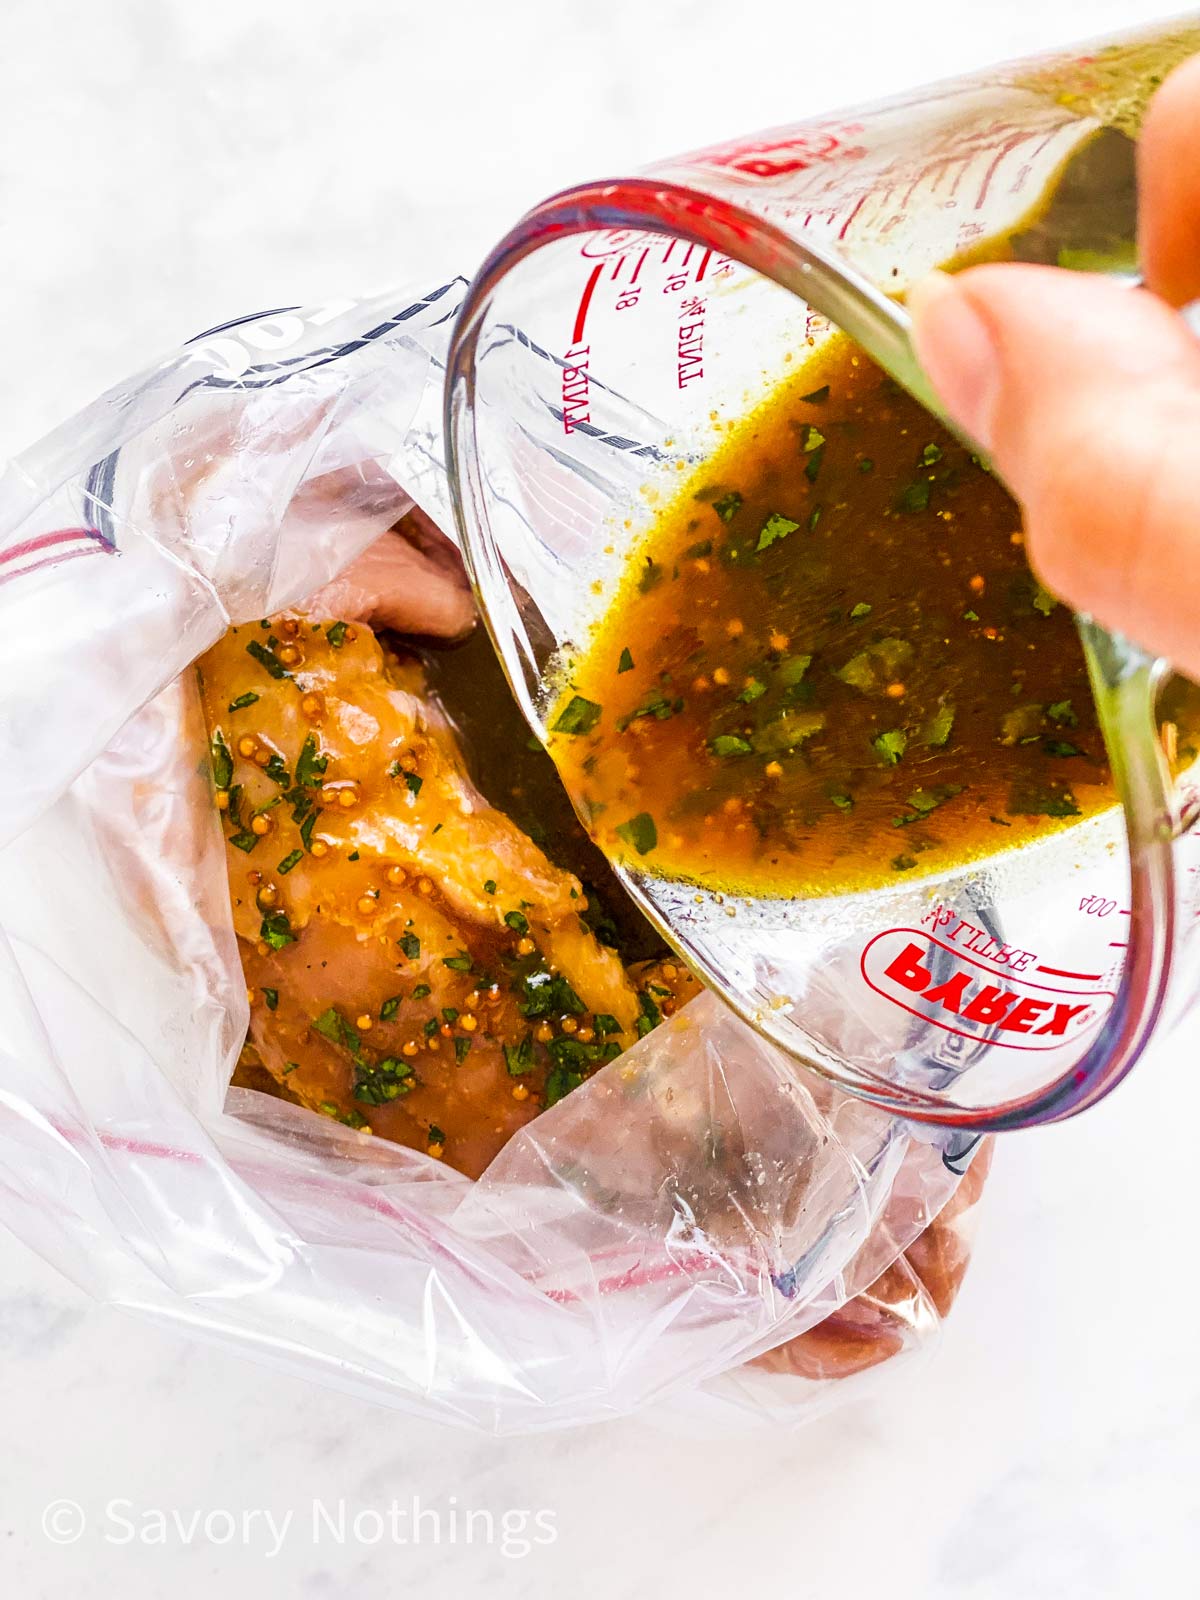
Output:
[836, 191, 869, 241]
[608, 255, 626, 281]
[630, 247, 649, 283]
[1108, 942, 1129, 949]
[679, 242, 694, 266]
[1118, 909, 1131, 915]
[1036, 965, 1102, 982]
[572, 263, 603, 345]
[975, 134, 1027, 210]
[662, 239, 677, 263]
[694, 247, 713, 282]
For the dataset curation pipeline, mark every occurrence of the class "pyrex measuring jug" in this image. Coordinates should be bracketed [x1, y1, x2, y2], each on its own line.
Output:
[444, 17, 1200, 1132]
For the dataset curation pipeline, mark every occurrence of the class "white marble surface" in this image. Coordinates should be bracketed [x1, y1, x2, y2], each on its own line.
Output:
[4, 1, 1199, 1595]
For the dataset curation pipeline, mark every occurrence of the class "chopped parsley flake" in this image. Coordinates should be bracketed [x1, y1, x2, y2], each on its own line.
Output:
[245, 639, 289, 679]
[872, 729, 908, 766]
[227, 692, 259, 712]
[325, 621, 349, 649]
[397, 932, 421, 960]
[552, 695, 603, 736]
[379, 996, 402, 1022]
[295, 733, 327, 788]
[617, 647, 634, 674]
[615, 812, 658, 855]
[709, 733, 754, 758]
[276, 849, 303, 875]
[210, 732, 233, 790]
[756, 513, 800, 552]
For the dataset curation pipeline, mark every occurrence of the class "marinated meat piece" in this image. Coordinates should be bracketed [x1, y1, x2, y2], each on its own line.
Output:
[199, 612, 697, 1176]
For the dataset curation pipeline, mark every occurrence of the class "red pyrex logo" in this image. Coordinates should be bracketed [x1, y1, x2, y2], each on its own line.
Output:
[690, 125, 867, 182]
[860, 929, 1114, 1052]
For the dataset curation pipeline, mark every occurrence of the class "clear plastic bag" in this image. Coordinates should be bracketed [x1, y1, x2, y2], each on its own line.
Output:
[0, 281, 984, 1433]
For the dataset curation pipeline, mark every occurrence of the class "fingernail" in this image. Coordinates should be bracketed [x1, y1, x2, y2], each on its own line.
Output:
[907, 272, 1001, 451]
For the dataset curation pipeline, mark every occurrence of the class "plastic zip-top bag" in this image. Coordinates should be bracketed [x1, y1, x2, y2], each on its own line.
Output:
[0, 280, 984, 1432]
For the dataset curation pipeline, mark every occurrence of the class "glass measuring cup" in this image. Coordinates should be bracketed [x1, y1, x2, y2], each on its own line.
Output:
[444, 17, 1200, 1132]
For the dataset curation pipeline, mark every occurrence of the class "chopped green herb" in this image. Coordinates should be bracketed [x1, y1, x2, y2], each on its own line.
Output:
[259, 910, 295, 949]
[276, 849, 303, 875]
[905, 783, 964, 815]
[397, 932, 421, 960]
[921, 442, 943, 465]
[379, 996, 402, 1022]
[638, 557, 666, 593]
[404, 771, 423, 797]
[1048, 700, 1078, 727]
[295, 733, 327, 788]
[921, 701, 956, 747]
[801, 425, 825, 453]
[246, 639, 289, 679]
[262, 987, 278, 1012]
[831, 792, 854, 812]
[858, 457, 874, 473]
[442, 1007, 459, 1023]
[963, 609, 980, 622]
[849, 602, 872, 621]
[756, 513, 800, 553]
[412, 984, 431, 1000]
[837, 637, 914, 695]
[229, 831, 258, 853]
[635, 989, 661, 1039]
[210, 732, 233, 790]
[1032, 583, 1058, 616]
[299, 810, 317, 852]
[282, 1061, 300, 1075]
[227, 692, 259, 712]
[684, 539, 713, 559]
[873, 729, 908, 766]
[483, 879, 497, 895]
[504, 1036, 535, 1076]
[804, 444, 825, 483]
[504, 910, 530, 936]
[778, 654, 812, 687]
[347, 850, 359, 861]
[737, 678, 767, 703]
[712, 491, 743, 522]
[617, 647, 635, 674]
[615, 811, 657, 854]
[263, 753, 290, 787]
[454, 1037, 472, 1064]
[516, 968, 585, 1019]
[891, 853, 918, 872]
[807, 505, 823, 532]
[799, 384, 829, 404]
[1044, 739, 1084, 758]
[442, 952, 474, 972]
[543, 1063, 585, 1108]
[708, 734, 755, 758]
[552, 695, 603, 736]
[325, 620, 349, 649]
[895, 480, 932, 513]
[594, 1014, 621, 1036]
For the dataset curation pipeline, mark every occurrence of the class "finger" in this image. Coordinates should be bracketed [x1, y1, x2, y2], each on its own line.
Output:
[1139, 52, 1200, 306]
[308, 527, 476, 639]
[909, 263, 1200, 679]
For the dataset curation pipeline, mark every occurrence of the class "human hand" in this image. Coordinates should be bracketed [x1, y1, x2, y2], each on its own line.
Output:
[908, 54, 1200, 681]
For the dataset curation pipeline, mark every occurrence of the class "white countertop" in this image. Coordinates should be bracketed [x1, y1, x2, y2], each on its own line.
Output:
[3, 1, 1197, 1594]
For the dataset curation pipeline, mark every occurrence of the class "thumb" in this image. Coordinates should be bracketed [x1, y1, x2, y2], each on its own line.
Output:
[908, 264, 1200, 681]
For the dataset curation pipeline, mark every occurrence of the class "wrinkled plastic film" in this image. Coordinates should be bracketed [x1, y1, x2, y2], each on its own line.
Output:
[0, 283, 973, 1433]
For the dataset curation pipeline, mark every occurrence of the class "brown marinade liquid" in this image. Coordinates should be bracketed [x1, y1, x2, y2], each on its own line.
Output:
[548, 334, 1121, 898]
